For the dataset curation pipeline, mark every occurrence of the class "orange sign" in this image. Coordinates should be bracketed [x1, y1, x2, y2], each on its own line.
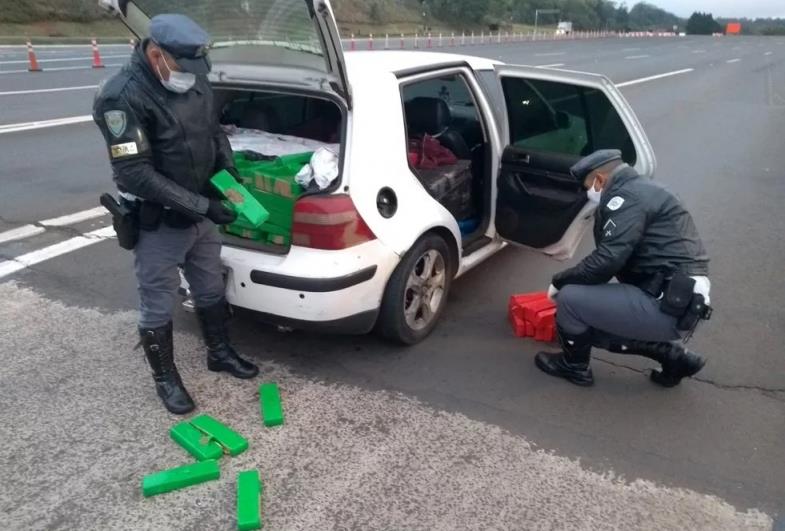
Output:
[726, 23, 742, 35]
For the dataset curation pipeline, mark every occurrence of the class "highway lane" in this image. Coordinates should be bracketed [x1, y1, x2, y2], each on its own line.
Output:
[1, 36, 783, 527]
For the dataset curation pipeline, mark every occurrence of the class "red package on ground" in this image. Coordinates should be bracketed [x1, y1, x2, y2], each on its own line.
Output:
[509, 312, 527, 338]
[509, 292, 549, 313]
[523, 297, 557, 323]
[531, 307, 557, 327]
[508, 291, 557, 342]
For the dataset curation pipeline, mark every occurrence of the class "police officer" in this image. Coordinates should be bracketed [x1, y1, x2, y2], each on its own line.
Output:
[93, 14, 258, 415]
[536, 150, 711, 387]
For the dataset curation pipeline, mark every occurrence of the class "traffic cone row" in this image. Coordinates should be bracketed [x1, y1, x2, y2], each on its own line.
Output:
[508, 292, 557, 342]
[25, 37, 108, 72]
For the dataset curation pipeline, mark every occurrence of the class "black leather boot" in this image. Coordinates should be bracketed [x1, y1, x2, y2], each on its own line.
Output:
[196, 299, 259, 379]
[139, 322, 195, 415]
[606, 339, 706, 387]
[535, 326, 595, 386]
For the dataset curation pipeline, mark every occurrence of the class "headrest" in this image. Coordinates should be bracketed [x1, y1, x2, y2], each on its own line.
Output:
[405, 97, 451, 136]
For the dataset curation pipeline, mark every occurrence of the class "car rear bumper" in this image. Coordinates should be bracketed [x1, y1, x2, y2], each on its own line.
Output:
[219, 239, 399, 330]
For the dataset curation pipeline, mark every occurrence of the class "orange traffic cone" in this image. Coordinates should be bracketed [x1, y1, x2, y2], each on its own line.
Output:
[91, 38, 105, 68]
[27, 41, 42, 72]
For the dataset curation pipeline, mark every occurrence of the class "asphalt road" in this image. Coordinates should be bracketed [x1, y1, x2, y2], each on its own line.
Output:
[1, 36, 784, 530]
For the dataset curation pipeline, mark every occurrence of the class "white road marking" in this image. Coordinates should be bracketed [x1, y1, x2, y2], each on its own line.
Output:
[0, 226, 115, 279]
[727, 58, 742, 63]
[0, 54, 128, 65]
[692, 49, 706, 54]
[534, 52, 566, 57]
[40, 207, 108, 227]
[537, 63, 565, 68]
[0, 115, 93, 135]
[625, 54, 650, 59]
[0, 225, 46, 245]
[0, 84, 98, 96]
[764, 51, 773, 56]
[622, 47, 640, 52]
[0, 69, 29, 75]
[615, 68, 694, 88]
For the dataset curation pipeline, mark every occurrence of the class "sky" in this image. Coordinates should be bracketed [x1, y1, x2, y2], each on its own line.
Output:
[650, 0, 785, 19]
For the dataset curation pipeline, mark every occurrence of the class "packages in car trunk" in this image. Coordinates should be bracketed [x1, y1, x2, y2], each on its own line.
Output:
[223, 152, 311, 246]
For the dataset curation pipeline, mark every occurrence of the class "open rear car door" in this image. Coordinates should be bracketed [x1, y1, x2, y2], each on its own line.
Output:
[493, 65, 655, 260]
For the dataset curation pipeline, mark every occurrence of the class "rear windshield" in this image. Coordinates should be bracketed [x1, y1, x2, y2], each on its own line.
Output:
[133, 0, 322, 54]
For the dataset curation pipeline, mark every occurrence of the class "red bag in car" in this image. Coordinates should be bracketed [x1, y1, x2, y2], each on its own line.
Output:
[408, 135, 458, 169]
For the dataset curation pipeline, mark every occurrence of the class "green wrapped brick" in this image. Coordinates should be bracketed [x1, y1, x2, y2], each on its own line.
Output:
[259, 382, 284, 427]
[237, 470, 263, 531]
[170, 421, 224, 461]
[211, 170, 269, 229]
[142, 459, 220, 497]
[190, 414, 249, 456]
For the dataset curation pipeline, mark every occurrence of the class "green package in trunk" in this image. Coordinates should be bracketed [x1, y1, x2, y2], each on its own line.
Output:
[211, 170, 269, 229]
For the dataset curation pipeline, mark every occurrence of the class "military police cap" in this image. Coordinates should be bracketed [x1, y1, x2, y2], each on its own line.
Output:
[150, 14, 211, 75]
[570, 149, 623, 182]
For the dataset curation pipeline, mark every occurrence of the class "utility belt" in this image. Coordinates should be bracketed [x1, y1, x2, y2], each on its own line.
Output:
[100, 194, 199, 251]
[638, 270, 713, 336]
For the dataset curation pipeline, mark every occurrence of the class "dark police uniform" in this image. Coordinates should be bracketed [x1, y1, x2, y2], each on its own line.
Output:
[92, 14, 257, 415]
[536, 150, 711, 388]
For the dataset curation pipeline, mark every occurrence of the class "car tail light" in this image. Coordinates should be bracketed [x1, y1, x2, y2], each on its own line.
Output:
[292, 194, 376, 250]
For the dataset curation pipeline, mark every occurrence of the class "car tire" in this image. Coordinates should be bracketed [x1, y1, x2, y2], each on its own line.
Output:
[376, 233, 454, 345]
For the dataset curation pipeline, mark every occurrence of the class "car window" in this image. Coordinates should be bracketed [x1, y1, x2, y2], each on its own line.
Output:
[401, 72, 485, 158]
[501, 77, 636, 164]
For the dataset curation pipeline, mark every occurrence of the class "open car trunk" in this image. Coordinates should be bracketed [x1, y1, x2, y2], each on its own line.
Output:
[214, 87, 345, 254]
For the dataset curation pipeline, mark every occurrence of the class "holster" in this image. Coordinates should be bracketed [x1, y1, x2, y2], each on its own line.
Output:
[660, 271, 695, 318]
[100, 194, 139, 251]
[676, 293, 713, 332]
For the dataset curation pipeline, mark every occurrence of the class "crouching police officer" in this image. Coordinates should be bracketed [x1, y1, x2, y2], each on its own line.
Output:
[536, 150, 712, 387]
[93, 14, 258, 414]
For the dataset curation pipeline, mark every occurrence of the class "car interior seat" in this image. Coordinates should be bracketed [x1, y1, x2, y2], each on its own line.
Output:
[405, 97, 472, 159]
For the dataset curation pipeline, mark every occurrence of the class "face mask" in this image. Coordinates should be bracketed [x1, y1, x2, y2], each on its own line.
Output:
[586, 178, 603, 204]
[156, 54, 196, 93]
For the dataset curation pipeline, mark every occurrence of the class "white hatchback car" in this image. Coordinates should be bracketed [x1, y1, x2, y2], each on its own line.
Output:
[104, 0, 655, 344]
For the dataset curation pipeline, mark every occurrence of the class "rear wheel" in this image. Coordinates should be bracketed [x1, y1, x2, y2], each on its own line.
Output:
[377, 233, 454, 345]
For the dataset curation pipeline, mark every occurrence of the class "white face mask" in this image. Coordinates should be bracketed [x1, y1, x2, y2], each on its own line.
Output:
[586, 178, 603, 204]
[156, 54, 196, 93]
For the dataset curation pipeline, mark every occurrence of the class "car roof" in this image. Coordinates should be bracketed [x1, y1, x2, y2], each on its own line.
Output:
[344, 51, 501, 79]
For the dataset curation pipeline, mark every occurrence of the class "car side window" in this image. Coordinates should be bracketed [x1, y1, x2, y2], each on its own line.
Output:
[501, 77, 636, 164]
[401, 73, 485, 160]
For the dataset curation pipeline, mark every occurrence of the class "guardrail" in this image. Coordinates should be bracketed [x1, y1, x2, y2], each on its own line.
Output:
[2, 31, 679, 73]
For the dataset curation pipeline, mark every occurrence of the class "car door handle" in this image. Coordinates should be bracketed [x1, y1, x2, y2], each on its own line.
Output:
[512, 153, 531, 164]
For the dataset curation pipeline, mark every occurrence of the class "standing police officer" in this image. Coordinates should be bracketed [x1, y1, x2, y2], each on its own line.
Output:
[93, 14, 258, 415]
[536, 150, 711, 387]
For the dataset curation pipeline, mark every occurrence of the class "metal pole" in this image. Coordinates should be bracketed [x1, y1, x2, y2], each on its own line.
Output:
[534, 10, 539, 40]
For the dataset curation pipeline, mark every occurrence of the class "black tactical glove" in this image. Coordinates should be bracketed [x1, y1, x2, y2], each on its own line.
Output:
[206, 199, 238, 225]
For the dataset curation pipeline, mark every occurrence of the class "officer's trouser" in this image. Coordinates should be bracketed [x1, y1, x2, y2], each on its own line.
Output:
[134, 218, 225, 329]
[556, 283, 682, 343]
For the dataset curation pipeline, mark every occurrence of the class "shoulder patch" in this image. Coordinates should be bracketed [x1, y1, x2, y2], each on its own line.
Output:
[606, 196, 625, 211]
[104, 110, 127, 138]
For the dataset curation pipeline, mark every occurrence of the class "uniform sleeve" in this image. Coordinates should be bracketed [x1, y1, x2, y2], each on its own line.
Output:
[213, 121, 235, 174]
[93, 93, 209, 216]
[552, 195, 647, 289]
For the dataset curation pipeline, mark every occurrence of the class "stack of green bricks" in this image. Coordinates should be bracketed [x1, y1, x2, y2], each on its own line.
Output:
[141, 382, 285, 530]
[224, 152, 312, 246]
